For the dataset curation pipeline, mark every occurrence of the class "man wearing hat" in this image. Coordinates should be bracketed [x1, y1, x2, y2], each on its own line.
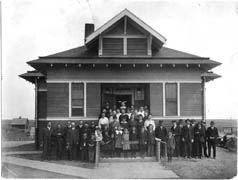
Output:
[206, 121, 219, 159]
[181, 119, 194, 158]
[155, 120, 168, 157]
[178, 119, 185, 157]
[171, 120, 181, 158]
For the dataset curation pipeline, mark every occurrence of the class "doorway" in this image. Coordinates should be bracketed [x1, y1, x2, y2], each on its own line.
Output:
[115, 95, 132, 109]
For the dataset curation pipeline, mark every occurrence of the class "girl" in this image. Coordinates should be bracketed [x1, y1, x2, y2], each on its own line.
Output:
[147, 124, 155, 157]
[122, 128, 130, 158]
[114, 126, 123, 157]
[130, 126, 138, 158]
[109, 132, 115, 158]
[102, 131, 111, 158]
[116, 109, 121, 121]
[137, 115, 144, 133]
[120, 116, 129, 130]
[139, 127, 147, 158]
[129, 114, 138, 129]
[138, 106, 145, 117]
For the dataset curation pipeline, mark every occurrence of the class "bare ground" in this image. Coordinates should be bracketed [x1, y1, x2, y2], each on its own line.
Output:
[161, 147, 237, 179]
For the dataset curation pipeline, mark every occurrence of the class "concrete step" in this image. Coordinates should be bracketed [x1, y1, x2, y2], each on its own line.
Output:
[100, 156, 157, 162]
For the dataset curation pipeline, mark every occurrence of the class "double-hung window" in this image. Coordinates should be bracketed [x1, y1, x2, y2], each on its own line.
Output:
[71, 83, 84, 116]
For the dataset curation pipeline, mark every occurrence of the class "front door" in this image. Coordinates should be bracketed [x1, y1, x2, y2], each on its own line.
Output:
[115, 95, 132, 109]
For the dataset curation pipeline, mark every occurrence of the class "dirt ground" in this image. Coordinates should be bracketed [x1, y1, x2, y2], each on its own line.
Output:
[161, 147, 237, 179]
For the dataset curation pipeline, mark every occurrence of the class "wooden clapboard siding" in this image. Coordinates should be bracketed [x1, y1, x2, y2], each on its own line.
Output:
[127, 18, 144, 35]
[86, 83, 101, 117]
[150, 83, 163, 116]
[105, 19, 124, 35]
[127, 38, 147, 55]
[47, 66, 202, 82]
[103, 38, 123, 55]
[180, 83, 202, 116]
[47, 83, 69, 117]
[38, 91, 47, 118]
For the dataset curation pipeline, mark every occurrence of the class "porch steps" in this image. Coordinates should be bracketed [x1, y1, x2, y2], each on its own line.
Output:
[100, 156, 157, 163]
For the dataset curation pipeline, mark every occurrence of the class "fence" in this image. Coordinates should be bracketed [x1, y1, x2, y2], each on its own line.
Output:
[95, 138, 167, 167]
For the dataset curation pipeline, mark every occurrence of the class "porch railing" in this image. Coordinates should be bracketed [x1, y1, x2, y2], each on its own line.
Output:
[155, 138, 167, 162]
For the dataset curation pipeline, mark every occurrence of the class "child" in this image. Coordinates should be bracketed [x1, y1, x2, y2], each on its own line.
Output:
[80, 133, 88, 161]
[88, 133, 96, 162]
[110, 115, 120, 131]
[147, 124, 155, 157]
[130, 126, 138, 158]
[129, 114, 138, 129]
[102, 131, 111, 158]
[139, 127, 147, 158]
[121, 116, 129, 130]
[167, 131, 175, 162]
[122, 128, 130, 158]
[114, 126, 123, 157]
[137, 115, 144, 132]
[109, 132, 115, 157]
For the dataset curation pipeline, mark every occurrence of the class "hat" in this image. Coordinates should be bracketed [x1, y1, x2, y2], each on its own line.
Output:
[159, 120, 163, 124]
[185, 119, 190, 123]
[172, 120, 176, 123]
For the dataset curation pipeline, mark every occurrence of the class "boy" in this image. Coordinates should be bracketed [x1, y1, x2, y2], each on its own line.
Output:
[139, 127, 147, 158]
[147, 124, 155, 156]
[80, 133, 89, 161]
[167, 131, 175, 162]
[88, 133, 96, 162]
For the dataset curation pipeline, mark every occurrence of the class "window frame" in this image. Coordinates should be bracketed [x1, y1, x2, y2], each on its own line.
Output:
[165, 82, 178, 117]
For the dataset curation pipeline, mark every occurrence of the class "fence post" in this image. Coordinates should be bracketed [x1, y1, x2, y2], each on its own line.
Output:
[95, 141, 100, 168]
[156, 139, 161, 162]
[164, 142, 167, 159]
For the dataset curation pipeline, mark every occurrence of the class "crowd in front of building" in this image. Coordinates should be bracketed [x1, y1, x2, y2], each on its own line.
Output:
[41, 102, 219, 163]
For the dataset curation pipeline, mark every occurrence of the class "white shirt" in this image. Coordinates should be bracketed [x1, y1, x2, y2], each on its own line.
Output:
[98, 117, 109, 128]
[144, 119, 156, 131]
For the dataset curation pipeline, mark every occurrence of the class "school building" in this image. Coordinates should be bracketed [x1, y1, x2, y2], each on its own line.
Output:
[20, 9, 221, 147]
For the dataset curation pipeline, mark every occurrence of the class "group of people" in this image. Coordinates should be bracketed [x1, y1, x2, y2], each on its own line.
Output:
[41, 102, 219, 163]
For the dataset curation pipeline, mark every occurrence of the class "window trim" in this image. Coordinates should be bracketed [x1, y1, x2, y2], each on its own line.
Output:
[164, 82, 180, 117]
[69, 82, 87, 118]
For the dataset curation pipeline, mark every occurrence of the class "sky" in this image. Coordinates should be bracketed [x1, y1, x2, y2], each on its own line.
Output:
[2, 0, 238, 120]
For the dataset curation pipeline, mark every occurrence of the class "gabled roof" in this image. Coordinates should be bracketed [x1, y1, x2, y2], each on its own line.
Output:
[85, 9, 166, 45]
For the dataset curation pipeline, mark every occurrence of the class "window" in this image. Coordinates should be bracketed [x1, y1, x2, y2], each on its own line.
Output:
[71, 83, 84, 116]
[165, 83, 177, 116]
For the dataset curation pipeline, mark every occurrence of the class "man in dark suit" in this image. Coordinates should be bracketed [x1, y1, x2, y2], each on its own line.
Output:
[182, 119, 194, 158]
[194, 122, 206, 158]
[206, 121, 219, 159]
[78, 120, 84, 160]
[201, 120, 208, 157]
[190, 119, 196, 158]
[171, 120, 182, 158]
[55, 123, 65, 160]
[67, 122, 79, 160]
[42, 121, 53, 160]
[155, 120, 168, 157]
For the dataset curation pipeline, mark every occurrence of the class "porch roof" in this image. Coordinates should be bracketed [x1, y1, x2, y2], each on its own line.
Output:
[19, 71, 45, 83]
[201, 72, 221, 82]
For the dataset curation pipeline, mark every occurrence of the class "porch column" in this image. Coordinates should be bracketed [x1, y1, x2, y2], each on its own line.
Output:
[202, 77, 206, 121]
[34, 78, 39, 149]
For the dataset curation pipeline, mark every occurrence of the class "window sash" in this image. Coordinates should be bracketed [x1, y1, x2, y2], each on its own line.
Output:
[71, 83, 84, 117]
[165, 83, 178, 116]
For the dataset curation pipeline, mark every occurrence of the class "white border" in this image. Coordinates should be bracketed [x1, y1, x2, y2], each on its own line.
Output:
[47, 80, 201, 83]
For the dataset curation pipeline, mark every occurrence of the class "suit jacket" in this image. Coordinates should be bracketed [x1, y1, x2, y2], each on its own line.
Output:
[147, 130, 155, 145]
[194, 126, 205, 143]
[171, 125, 181, 137]
[155, 126, 168, 142]
[67, 128, 79, 145]
[42, 127, 53, 144]
[206, 127, 218, 142]
[182, 125, 194, 142]
[167, 136, 175, 149]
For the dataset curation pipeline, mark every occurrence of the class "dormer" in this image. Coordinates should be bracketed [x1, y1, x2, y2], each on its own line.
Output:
[85, 9, 166, 57]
